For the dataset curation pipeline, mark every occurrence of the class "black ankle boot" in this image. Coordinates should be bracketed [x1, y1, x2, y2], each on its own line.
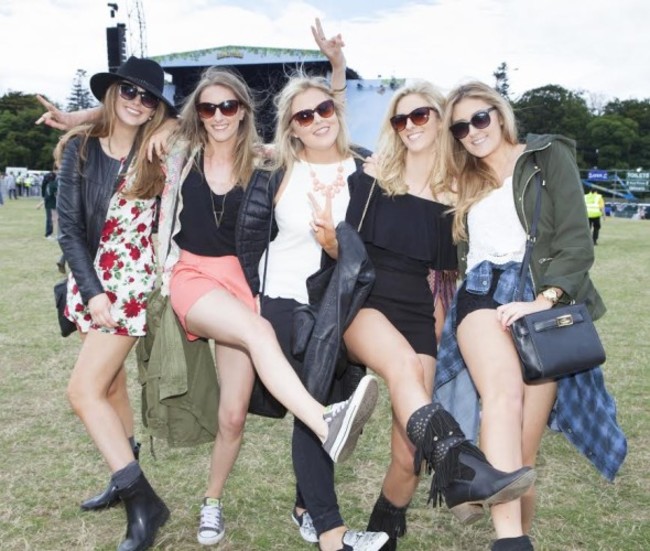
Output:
[116, 471, 169, 551]
[491, 535, 534, 550]
[80, 441, 141, 511]
[366, 492, 409, 551]
[406, 403, 535, 525]
[443, 450, 535, 524]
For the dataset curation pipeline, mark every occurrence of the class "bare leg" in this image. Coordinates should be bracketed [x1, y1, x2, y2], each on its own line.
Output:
[205, 343, 256, 498]
[457, 310, 525, 539]
[185, 289, 328, 440]
[344, 309, 432, 427]
[521, 380, 557, 533]
[107, 365, 134, 438]
[67, 330, 138, 472]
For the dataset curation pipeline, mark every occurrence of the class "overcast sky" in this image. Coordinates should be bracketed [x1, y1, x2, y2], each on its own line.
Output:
[1, 0, 648, 107]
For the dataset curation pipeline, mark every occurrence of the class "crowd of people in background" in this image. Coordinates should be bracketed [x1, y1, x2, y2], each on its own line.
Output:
[18, 17, 627, 551]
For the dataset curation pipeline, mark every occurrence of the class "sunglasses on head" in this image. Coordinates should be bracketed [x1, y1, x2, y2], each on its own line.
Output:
[449, 106, 497, 139]
[118, 82, 160, 109]
[291, 99, 336, 127]
[196, 99, 241, 120]
[389, 106, 437, 133]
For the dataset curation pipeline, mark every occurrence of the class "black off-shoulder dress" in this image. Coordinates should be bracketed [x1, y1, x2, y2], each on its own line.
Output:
[346, 172, 457, 356]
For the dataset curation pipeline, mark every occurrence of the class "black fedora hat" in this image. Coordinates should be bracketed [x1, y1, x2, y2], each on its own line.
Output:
[90, 56, 174, 110]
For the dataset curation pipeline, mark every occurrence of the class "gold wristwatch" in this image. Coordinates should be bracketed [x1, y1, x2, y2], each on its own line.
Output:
[541, 287, 561, 305]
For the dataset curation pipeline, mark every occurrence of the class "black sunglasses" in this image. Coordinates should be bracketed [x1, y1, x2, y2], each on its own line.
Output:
[291, 99, 336, 127]
[390, 106, 437, 133]
[196, 99, 241, 120]
[118, 82, 160, 109]
[449, 107, 497, 139]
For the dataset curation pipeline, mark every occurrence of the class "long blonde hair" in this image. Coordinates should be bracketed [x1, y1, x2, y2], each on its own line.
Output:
[271, 72, 354, 171]
[54, 83, 169, 199]
[438, 80, 519, 242]
[173, 67, 260, 188]
[375, 80, 446, 197]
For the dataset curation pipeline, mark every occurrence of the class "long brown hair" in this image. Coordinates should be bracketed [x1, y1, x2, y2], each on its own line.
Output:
[172, 67, 260, 188]
[438, 80, 519, 242]
[54, 82, 169, 199]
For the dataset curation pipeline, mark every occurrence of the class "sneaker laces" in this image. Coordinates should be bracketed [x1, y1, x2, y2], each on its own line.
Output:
[200, 501, 222, 532]
[324, 399, 348, 421]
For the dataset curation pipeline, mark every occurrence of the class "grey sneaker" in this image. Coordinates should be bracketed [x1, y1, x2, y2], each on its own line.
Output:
[197, 497, 225, 546]
[291, 507, 319, 543]
[341, 529, 390, 550]
[322, 374, 379, 463]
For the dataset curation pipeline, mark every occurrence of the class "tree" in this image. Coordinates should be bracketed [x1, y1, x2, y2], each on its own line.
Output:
[513, 85, 594, 166]
[493, 62, 510, 99]
[0, 92, 60, 170]
[586, 115, 638, 169]
[66, 69, 96, 111]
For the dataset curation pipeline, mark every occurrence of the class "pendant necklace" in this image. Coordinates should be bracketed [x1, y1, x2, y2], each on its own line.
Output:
[208, 186, 228, 229]
[308, 160, 345, 198]
[203, 152, 231, 229]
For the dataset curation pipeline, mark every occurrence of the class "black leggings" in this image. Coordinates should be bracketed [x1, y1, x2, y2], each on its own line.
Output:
[261, 297, 343, 536]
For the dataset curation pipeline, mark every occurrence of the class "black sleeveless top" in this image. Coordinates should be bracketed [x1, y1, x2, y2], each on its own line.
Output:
[174, 163, 243, 257]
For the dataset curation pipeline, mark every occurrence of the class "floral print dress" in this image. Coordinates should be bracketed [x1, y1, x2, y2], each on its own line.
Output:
[65, 182, 156, 337]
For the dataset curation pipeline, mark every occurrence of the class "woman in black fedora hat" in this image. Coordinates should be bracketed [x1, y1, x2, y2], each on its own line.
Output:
[55, 56, 173, 551]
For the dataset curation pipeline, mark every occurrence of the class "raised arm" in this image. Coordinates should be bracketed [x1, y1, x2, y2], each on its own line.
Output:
[311, 18, 347, 95]
[35, 95, 102, 130]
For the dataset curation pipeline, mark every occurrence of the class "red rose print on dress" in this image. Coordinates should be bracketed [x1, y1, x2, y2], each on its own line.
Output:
[123, 297, 142, 318]
[99, 250, 119, 270]
[102, 217, 119, 240]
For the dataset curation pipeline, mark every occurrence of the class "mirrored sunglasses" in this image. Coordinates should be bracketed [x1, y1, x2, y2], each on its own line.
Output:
[118, 82, 160, 109]
[449, 107, 497, 140]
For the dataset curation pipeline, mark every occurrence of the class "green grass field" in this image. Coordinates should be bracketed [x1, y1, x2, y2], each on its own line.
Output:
[0, 198, 648, 550]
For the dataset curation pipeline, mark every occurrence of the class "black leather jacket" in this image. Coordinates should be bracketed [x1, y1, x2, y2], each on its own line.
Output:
[236, 148, 370, 294]
[57, 136, 122, 304]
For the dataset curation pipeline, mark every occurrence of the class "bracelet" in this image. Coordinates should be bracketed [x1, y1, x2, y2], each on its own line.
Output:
[331, 84, 347, 93]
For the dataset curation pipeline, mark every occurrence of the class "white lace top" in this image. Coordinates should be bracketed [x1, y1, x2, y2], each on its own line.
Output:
[465, 176, 527, 273]
[259, 158, 355, 304]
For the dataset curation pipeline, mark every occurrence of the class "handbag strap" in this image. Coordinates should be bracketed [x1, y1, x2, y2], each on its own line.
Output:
[515, 169, 544, 301]
[259, 179, 276, 307]
[357, 180, 376, 232]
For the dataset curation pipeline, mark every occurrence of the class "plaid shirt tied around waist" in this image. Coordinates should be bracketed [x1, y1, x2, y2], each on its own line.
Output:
[434, 260, 627, 481]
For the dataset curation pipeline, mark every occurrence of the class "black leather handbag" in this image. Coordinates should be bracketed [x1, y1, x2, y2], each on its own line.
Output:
[511, 172, 606, 382]
[54, 279, 77, 337]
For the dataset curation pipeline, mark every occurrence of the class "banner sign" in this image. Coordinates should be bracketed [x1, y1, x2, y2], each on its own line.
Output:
[626, 171, 650, 191]
[587, 170, 609, 180]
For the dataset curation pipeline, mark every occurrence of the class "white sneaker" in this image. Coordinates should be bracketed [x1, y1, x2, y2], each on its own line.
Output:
[322, 375, 379, 463]
[197, 497, 225, 546]
[291, 507, 319, 543]
[341, 529, 390, 550]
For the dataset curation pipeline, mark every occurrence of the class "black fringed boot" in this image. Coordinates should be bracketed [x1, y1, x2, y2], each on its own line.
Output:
[80, 441, 141, 511]
[366, 492, 409, 551]
[116, 470, 169, 551]
[406, 403, 536, 525]
[491, 535, 534, 550]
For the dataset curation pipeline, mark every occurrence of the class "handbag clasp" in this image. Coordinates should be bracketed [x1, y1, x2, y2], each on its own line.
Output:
[556, 314, 574, 327]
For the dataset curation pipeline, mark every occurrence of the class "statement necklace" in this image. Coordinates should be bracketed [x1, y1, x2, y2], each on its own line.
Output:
[308, 161, 345, 198]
